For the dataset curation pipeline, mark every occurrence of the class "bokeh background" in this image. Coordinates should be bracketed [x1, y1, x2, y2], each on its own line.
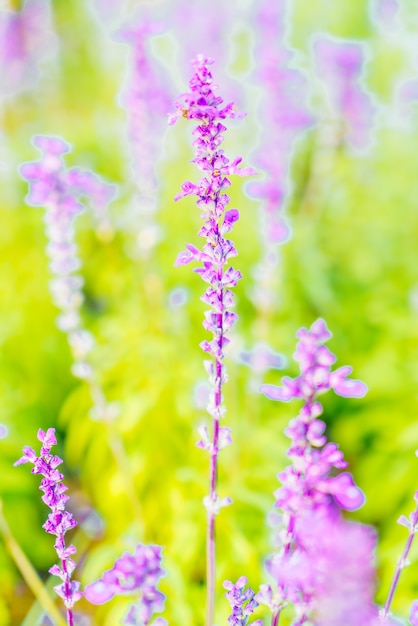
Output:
[1, 0, 418, 624]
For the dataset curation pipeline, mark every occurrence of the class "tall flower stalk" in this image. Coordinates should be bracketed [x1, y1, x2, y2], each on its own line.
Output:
[260, 319, 375, 625]
[170, 55, 255, 626]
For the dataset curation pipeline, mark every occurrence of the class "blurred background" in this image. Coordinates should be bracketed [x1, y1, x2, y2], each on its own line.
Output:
[1, 0, 418, 624]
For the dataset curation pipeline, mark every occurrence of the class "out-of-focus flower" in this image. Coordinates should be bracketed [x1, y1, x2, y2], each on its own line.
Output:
[20, 135, 117, 380]
[312, 34, 378, 152]
[0, 0, 56, 98]
[85, 545, 166, 626]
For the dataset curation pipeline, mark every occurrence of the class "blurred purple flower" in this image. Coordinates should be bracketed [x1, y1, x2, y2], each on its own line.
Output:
[369, 0, 401, 31]
[15, 428, 81, 622]
[248, 0, 314, 246]
[85, 544, 166, 626]
[20, 135, 117, 378]
[0, 0, 56, 98]
[312, 34, 378, 151]
[259, 319, 369, 623]
[116, 17, 172, 252]
[266, 509, 380, 626]
[239, 343, 286, 374]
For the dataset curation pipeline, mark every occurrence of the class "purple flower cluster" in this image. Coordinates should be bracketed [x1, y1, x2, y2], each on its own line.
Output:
[14, 428, 81, 624]
[84, 544, 166, 626]
[224, 577, 262, 626]
[261, 319, 367, 515]
[20, 135, 117, 381]
[259, 319, 374, 624]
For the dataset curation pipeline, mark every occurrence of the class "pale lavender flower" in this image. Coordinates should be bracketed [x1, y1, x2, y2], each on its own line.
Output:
[84, 544, 166, 626]
[239, 343, 286, 394]
[224, 577, 262, 626]
[0, 424, 8, 438]
[369, 0, 401, 32]
[170, 54, 255, 626]
[14, 428, 81, 625]
[20, 135, 117, 379]
[116, 18, 172, 253]
[239, 343, 285, 373]
[0, 0, 56, 98]
[248, 0, 313, 247]
[312, 35, 378, 152]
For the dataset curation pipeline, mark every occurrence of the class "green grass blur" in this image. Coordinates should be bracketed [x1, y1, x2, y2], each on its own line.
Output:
[1, 0, 418, 624]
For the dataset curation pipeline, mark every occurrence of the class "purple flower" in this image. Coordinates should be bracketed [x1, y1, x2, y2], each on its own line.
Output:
[171, 55, 255, 443]
[15, 429, 81, 621]
[84, 544, 166, 626]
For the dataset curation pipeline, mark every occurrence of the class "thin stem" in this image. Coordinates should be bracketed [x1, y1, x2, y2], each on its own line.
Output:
[382, 509, 418, 617]
[206, 511, 216, 626]
[0, 498, 67, 626]
[206, 355, 222, 626]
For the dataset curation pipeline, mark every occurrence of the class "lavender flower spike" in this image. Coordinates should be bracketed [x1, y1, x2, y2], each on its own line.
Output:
[14, 428, 81, 625]
[259, 320, 368, 625]
[170, 55, 256, 626]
